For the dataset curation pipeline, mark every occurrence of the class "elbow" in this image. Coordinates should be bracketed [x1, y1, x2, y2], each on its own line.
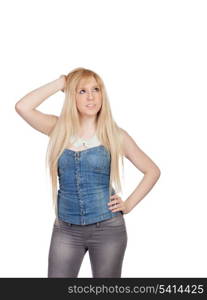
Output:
[155, 168, 161, 178]
[143, 168, 161, 178]
[149, 167, 161, 178]
[15, 101, 21, 112]
[15, 101, 25, 113]
[157, 169, 161, 178]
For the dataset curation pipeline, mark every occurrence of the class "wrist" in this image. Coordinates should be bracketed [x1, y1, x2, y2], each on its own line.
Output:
[124, 199, 133, 214]
[58, 75, 66, 92]
[123, 199, 132, 214]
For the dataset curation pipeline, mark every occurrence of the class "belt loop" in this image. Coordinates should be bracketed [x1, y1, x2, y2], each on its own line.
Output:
[96, 221, 100, 227]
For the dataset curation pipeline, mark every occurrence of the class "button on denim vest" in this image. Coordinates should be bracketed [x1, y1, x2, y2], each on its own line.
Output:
[57, 145, 123, 225]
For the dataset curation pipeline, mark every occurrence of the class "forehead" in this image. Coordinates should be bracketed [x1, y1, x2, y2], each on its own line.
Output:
[77, 77, 98, 89]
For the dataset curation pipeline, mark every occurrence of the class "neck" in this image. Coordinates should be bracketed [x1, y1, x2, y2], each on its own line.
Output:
[78, 115, 97, 136]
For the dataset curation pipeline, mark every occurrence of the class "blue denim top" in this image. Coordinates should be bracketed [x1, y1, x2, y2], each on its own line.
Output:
[57, 145, 122, 225]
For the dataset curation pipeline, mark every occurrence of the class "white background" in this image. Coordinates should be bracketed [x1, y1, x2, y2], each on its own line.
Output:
[0, 0, 206, 277]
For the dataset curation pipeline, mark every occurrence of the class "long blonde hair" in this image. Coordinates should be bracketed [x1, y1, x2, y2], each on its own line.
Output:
[45, 67, 125, 216]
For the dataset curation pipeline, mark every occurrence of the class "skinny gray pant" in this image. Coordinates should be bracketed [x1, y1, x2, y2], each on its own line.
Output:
[47, 214, 128, 277]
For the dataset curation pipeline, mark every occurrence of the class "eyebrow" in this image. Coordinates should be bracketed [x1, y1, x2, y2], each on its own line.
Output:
[78, 85, 99, 90]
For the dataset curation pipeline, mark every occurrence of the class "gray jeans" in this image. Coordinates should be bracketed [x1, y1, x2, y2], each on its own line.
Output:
[47, 214, 128, 277]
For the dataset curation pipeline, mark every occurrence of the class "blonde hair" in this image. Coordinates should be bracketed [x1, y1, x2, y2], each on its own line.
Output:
[45, 67, 125, 216]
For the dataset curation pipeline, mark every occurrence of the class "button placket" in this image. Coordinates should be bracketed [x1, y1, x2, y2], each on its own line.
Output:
[75, 152, 86, 225]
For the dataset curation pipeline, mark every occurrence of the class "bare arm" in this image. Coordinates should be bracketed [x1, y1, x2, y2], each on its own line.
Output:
[15, 75, 66, 136]
[122, 128, 161, 212]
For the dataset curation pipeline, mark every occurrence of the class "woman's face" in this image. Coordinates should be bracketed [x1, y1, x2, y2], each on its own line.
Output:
[75, 77, 102, 117]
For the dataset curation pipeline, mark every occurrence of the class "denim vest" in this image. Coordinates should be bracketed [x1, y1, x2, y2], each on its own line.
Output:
[56, 145, 122, 225]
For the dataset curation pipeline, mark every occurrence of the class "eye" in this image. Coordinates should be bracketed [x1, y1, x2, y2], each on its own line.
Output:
[78, 87, 100, 94]
[79, 89, 86, 94]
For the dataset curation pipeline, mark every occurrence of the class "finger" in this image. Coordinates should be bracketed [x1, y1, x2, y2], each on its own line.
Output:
[111, 207, 121, 212]
[109, 203, 121, 210]
[108, 200, 120, 206]
[108, 204, 118, 209]
[110, 194, 119, 199]
[110, 197, 120, 203]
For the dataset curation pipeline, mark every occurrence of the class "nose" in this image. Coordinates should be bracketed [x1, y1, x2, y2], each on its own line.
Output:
[87, 91, 94, 99]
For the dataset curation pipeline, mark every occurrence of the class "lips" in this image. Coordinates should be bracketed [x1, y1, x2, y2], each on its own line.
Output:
[86, 104, 96, 108]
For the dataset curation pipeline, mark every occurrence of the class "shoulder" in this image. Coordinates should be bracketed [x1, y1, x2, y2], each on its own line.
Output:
[119, 127, 135, 158]
[118, 127, 161, 174]
[120, 127, 135, 152]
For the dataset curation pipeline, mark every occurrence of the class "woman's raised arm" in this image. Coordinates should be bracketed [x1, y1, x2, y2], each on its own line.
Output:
[15, 75, 66, 136]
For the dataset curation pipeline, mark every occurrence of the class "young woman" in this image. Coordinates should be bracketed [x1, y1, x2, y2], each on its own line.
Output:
[15, 67, 161, 277]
